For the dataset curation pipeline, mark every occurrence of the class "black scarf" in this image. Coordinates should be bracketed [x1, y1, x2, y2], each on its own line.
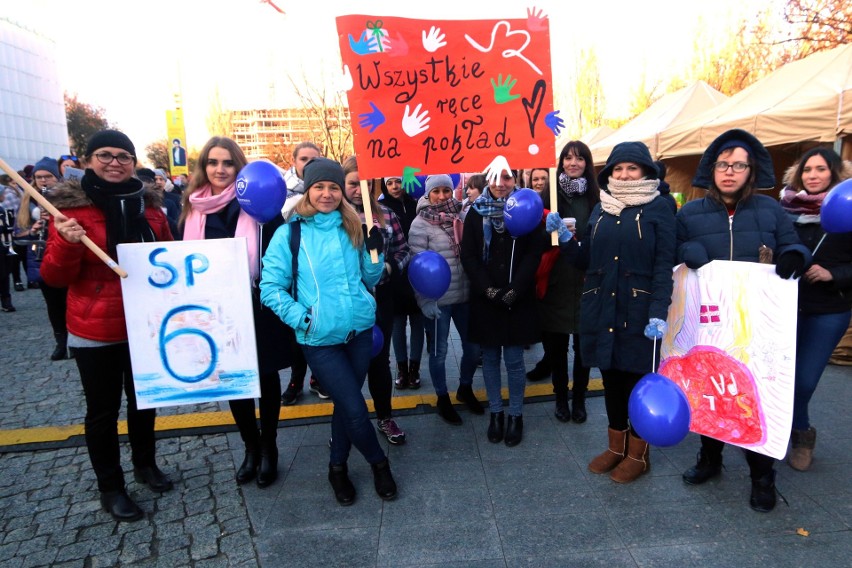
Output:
[81, 169, 155, 256]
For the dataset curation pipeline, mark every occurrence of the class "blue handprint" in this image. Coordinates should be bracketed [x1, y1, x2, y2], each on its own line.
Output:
[545, 111, 564, 136]
[359, 102, 385, 133]
[349, 30, 378, 55]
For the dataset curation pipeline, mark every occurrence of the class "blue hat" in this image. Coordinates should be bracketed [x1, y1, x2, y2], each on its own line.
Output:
[32, 156, 60, 180]
[597, 142, 658, 188]
[692, 129, 775, 189]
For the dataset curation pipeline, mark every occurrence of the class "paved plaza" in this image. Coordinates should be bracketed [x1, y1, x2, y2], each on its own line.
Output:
[1, 287, 850, 567]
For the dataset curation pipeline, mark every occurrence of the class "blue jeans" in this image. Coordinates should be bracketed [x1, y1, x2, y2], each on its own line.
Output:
[423, 302, 479, 396]
[392, 312, 425, 363]
[481, 345, 526, 416]
[792, 310, 851, 430]
[302, 330, 386, 466]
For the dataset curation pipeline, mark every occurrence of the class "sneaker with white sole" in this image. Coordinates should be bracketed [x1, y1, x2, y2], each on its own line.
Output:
[309, 376, 330, 399]
[377, 419, 406, 445]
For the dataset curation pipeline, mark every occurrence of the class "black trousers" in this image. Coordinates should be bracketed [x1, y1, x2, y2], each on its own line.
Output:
[0, 252, 10, 298]
[543, 330, 590, 397]
[367, 283, 394, 420]
[72, 343, 156, 492]
[39, 283, 67, 335]
[699, 435, 775, 479]
[600, 368, 643, 432]
[229, 371, 283, 447]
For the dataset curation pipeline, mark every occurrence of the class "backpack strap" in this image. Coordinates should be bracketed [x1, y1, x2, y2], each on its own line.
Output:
[289, 219, 301, 301]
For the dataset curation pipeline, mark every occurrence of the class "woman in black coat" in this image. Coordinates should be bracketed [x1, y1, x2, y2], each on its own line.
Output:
[575, 142, 676, 484]
[461, 168, 545, 447]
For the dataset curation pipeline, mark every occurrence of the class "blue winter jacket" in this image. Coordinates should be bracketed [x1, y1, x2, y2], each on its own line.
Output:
[676, 195, 810, 266]
[260, 210, 383, 346]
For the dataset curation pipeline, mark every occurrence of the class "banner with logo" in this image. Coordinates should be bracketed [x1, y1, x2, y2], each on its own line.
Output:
[660, 261, 797, 459]
[336, 12, 556, 180]
[117, 238, 259, 409]
[166, 109, 189, 177]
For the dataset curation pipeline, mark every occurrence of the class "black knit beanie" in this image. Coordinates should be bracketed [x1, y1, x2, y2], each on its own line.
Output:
[302, 157, 345, 190]
[85, 129, 136, 159]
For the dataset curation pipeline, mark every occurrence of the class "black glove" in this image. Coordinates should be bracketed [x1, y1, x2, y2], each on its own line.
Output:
[362, 224, 383, 251]
[485, 287, 502, 302]
[499, 287, 518, 307]
[775, 251, 806, 279]
[682, 242, 710, 270]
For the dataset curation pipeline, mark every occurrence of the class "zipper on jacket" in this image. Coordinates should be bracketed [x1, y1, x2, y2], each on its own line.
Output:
[632, 287, 650, 297]
[582, 287, 600, 296]
[592, 215, 603, 239]
[728, 214, 734, 260]
[635, 210, 642, 240]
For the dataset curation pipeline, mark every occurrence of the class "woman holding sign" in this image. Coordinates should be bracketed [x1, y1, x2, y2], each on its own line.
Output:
[676, 129, 810, 512]
[261, 157, 396, 506]
[180, 136, 292, 489]
[779, 148, 852, 472]
[460, 168, 545, 447]
[40, 129, 174, 522]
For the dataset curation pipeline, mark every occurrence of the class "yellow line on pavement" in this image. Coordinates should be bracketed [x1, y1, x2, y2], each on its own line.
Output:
[0, 380, 602, 448]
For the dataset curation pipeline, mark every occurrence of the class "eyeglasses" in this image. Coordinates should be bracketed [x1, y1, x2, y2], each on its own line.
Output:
[713, 161, 750, 173]
[59, 155, 79, 162]
[34, 174, 56, 182]
[93, 152, 135, 165]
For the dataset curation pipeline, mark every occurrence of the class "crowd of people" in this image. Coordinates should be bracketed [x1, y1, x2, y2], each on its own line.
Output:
[1, 127, 849, 523]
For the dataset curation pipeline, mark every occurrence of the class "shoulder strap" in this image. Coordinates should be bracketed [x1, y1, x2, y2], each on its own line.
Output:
[290, 220, 301, 301]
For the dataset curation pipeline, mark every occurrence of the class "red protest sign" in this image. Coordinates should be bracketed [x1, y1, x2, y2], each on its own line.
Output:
[336, 13, 556, 180]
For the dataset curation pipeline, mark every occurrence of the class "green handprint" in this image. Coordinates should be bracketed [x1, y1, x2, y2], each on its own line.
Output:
[402, 166, 422, 194]
[490, 74, 520, 104]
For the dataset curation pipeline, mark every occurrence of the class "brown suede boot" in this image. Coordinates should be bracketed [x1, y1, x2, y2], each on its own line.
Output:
[610, 432, 650, 483]
[788, 427, 816, 471]
[588, 428, 628, 474]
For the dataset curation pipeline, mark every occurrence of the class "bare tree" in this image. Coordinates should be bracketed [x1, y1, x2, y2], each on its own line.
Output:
[205, 87, 234, 138]
[287, 70, 353, 163]
[783, 0, 851, 56]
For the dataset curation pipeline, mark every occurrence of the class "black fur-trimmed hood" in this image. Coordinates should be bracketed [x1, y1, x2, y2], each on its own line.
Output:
[45, 179, 164, 210]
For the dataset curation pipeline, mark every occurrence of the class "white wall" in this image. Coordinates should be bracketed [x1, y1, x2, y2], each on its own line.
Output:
[0, 18, 69, 171]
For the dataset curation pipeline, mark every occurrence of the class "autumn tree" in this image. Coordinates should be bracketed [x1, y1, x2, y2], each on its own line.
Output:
[782, 0, 851, 57]
[145, 140, 170, 171]
[65, 93, 111, 157]
[555, 48, 607, 139]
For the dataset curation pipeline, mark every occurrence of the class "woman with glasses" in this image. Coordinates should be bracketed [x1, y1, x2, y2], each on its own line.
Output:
[676, 129, 810, 513]
[40, 130, 174, 522]
[179, 136, 292, 489]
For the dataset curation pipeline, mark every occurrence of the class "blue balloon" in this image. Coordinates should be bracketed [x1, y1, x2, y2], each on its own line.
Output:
[371, 324, 384, 358]
[504, 188, 543, 237]
[450, 173, 461, 189]
[408, 251, 451, 299]
[628, 372, 691, 447]
[235, 161, 287, 223]
[821, 178, 852, 233]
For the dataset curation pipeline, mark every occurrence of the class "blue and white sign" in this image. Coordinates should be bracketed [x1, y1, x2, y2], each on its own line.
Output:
[118, 238, 260, 409]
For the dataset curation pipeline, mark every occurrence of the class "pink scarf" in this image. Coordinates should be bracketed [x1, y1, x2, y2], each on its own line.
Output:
[183, 183, 260, 281]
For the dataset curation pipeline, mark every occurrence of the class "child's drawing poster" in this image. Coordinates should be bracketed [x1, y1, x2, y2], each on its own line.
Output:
[660, 261, 798, 459]
[118, 238, 260, 409]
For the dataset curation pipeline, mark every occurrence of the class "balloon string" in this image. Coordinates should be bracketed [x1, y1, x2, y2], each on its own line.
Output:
[812, 233, 827, 257]
[652, 336, 657, 373]
[509, 239, 516, 283]
[257, 223, 264, 282]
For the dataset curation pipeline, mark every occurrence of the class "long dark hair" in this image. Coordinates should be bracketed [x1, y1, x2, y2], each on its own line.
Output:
[791, 147, 843, 193]
[707, 147, 757, 206]
[546, 140, 600, 209]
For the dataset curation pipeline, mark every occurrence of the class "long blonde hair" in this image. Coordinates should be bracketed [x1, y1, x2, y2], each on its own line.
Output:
[294, 174, 364, 248]
[178, 136, 248, 227]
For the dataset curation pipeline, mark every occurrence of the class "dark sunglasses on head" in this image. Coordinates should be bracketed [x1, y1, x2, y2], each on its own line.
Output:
[60, 155, 79, 162]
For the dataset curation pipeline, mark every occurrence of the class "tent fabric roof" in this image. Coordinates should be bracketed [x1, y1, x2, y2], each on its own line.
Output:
[588, 81, 727, 164]
[657, 44, 852, 159]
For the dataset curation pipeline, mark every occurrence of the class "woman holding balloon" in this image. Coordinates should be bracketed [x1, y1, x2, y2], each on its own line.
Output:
[180, 136, 292, 489]
[676, 129, 810, 512]
[409, 174, 484, 425]
[460, 168, 545, 447]
[261, 157, 397, 506]
[342, 156, 410, 445]
[779, 148, 852, 472]
[569, 141, 676, 484]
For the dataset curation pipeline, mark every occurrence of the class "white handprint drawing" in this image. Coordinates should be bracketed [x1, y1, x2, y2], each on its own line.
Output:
[422, 26, 447, 53]
[483, 155, 512, 186]
[402, 104, 431, 137]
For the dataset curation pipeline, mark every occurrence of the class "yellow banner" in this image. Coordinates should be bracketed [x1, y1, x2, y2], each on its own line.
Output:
[166, 109, 188, 177]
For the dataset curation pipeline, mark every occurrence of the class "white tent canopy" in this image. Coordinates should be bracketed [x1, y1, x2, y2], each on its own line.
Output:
[588, 81, 728, 165]
[657, 44, 852, 158]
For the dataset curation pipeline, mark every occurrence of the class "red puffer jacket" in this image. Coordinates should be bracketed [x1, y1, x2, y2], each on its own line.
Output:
[40, 180, 173, 342]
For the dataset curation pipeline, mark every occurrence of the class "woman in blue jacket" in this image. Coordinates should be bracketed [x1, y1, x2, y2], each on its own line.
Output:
[676, 129, 810, 513]
[260, 157, 396, 506]
[573, 141, 676, 485]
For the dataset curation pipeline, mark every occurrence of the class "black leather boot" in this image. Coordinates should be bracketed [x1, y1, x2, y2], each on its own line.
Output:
[487, 411, 505, 443]
[554, 391, 570, 422]
[436, 394, 462, 425]
[256, 437, 278, 488]
[750, 470, 778, 513]
[682, 449, 723, 485]
[235, 444, 260, 484]
[100, 489, 144, 522]
[133, 464, 174, 493]
[394, 360, 409, 389]
[504, 415, 524, 447]
[371, 459, 397, 500]
[571, 389, 587, 423]
[456, 384, 484, 415]
[328, 463, 356, 506]
[51, 332, 68, 361]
